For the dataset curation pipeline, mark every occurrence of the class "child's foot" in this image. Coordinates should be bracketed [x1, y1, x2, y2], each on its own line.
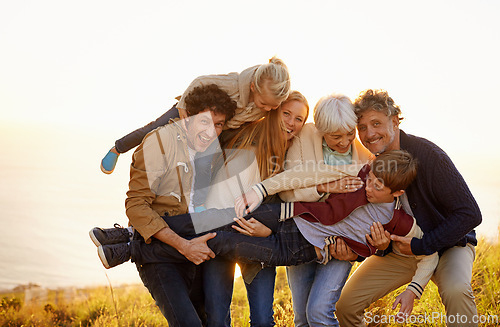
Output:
[89, 224, 133, 247]
[100, 147, 120, 174]
[97, 243, 131, 269]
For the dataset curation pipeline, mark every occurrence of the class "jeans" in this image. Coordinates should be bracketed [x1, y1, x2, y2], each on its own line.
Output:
[286, 259, 352, 327]
[137, 261, 206, 327]
[204, 258, 276, 327]
[114, 104, 178, 153]
[156, 203, 281, 236]
[131, 218, 317, 268]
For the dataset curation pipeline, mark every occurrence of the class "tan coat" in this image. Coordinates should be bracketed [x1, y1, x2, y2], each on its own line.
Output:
[176, 66, 265, 130]
[125, 120, 194, 243]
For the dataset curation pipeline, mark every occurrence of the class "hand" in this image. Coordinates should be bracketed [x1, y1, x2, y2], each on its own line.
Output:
[232, 217, 272, 237]
[392, 289, 416, 316]
[234, 189, 262, 218]
[329, 237, 358, 261]
[316, 176, 363, 194]
[178, 107, 188, 120]
[366, 222, 391, 251]
[178, 233, 216, 265]
[390, 235, 414, 255]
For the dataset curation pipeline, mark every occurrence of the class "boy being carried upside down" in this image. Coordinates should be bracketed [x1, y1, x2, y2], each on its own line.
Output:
[91, 150, 437, 316]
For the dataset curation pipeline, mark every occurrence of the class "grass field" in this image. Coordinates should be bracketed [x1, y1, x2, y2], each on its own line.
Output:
[1, 236, 498, 326]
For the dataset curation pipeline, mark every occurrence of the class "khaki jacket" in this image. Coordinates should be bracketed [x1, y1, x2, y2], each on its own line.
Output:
[125, 120, 194, 243]
[176, 66, 265, 129]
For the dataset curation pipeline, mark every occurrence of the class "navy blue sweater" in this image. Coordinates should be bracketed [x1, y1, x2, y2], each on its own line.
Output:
[400, 130, 482, 255]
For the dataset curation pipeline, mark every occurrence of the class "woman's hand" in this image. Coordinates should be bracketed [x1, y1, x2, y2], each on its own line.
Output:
[232, 217, 272, 237]
[316, 176, 364, 194]
[366, 222, 391, 251]
[178, 107, 188, 120]
[329, 237, 358, 261]
[234, 189, 262, 218]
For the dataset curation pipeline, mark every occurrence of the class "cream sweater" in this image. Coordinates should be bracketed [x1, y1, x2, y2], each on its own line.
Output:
[177, 65, 266, 130]
[258, 123, 373, 200]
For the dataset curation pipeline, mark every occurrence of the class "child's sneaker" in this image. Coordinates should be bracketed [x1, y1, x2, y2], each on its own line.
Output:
[98, 243, 131, 269]
[100, 148, 120, 174]
[90, 224, 133, 247]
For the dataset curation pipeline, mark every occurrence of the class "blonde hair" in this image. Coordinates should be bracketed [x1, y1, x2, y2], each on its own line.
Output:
[253, 56, 291, 102]
[281, 90, 310, 122]
[225, 109, 287, 180]
[313, 93, 357, 134]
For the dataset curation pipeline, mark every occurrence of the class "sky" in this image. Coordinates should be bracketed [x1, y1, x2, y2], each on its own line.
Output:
[1, 0, 499, 151]
[0, 0, 499, 288]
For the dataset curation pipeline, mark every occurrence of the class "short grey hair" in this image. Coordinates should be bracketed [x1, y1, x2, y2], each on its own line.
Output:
[313, 93, 357, 134]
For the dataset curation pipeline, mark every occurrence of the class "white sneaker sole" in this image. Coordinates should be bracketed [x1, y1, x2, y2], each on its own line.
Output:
[89, 229, 102, 247]
[97, 246, 111, 269]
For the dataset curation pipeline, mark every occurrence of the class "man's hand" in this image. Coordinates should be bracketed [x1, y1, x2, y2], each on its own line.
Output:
[366, 222, 391, 251]
[234, 189, 262, 218]
[391, 235, 414, 255]
[329, 237, 358, 261]
[232, 217, 272, 237]
[392, 289, 417, 316]
[317, 176, 363, 194]
[178, 233, 216, 265]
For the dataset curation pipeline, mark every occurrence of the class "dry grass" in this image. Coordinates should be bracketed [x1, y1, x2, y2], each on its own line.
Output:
[1, 237, 498, 326]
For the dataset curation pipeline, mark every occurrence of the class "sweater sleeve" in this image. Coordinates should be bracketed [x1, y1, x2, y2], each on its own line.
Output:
[177, 73, 238, 111]
[406, 253, 439, 298]
[292, 188, 369, 225]
[410, 152, 482, 255]
[259, 162, 352, 197]
[397, 219, 439, 298]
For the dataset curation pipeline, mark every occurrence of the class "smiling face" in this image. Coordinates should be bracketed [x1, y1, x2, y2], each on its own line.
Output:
[323, 128, 356, 153]
[357, 109, 400, 155]
[185, 109, 226, 152]
[250, 81, 282, 112]
[280, 100, 308, 142]
[365, 170, 404, 203]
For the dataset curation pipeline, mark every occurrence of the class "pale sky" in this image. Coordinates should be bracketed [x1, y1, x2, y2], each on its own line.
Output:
[1, 0, 499, 159]
[0, 0, 499, 288]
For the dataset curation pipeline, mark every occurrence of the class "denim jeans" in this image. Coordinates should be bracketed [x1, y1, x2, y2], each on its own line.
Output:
[137, 261, 206, 327]
[114, 104, 178, 153]
[204, 258, 276, 327]
[286, 259, 352, 327]
[131, 218, 317, 268]
[151, 203, 282, 238]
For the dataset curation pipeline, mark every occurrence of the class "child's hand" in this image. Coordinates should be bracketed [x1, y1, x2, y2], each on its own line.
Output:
[392, 289, 417, 317]
[178, 107, 188, 120]
[365, 222, 391, 251]
[234, 189, 262, 218]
